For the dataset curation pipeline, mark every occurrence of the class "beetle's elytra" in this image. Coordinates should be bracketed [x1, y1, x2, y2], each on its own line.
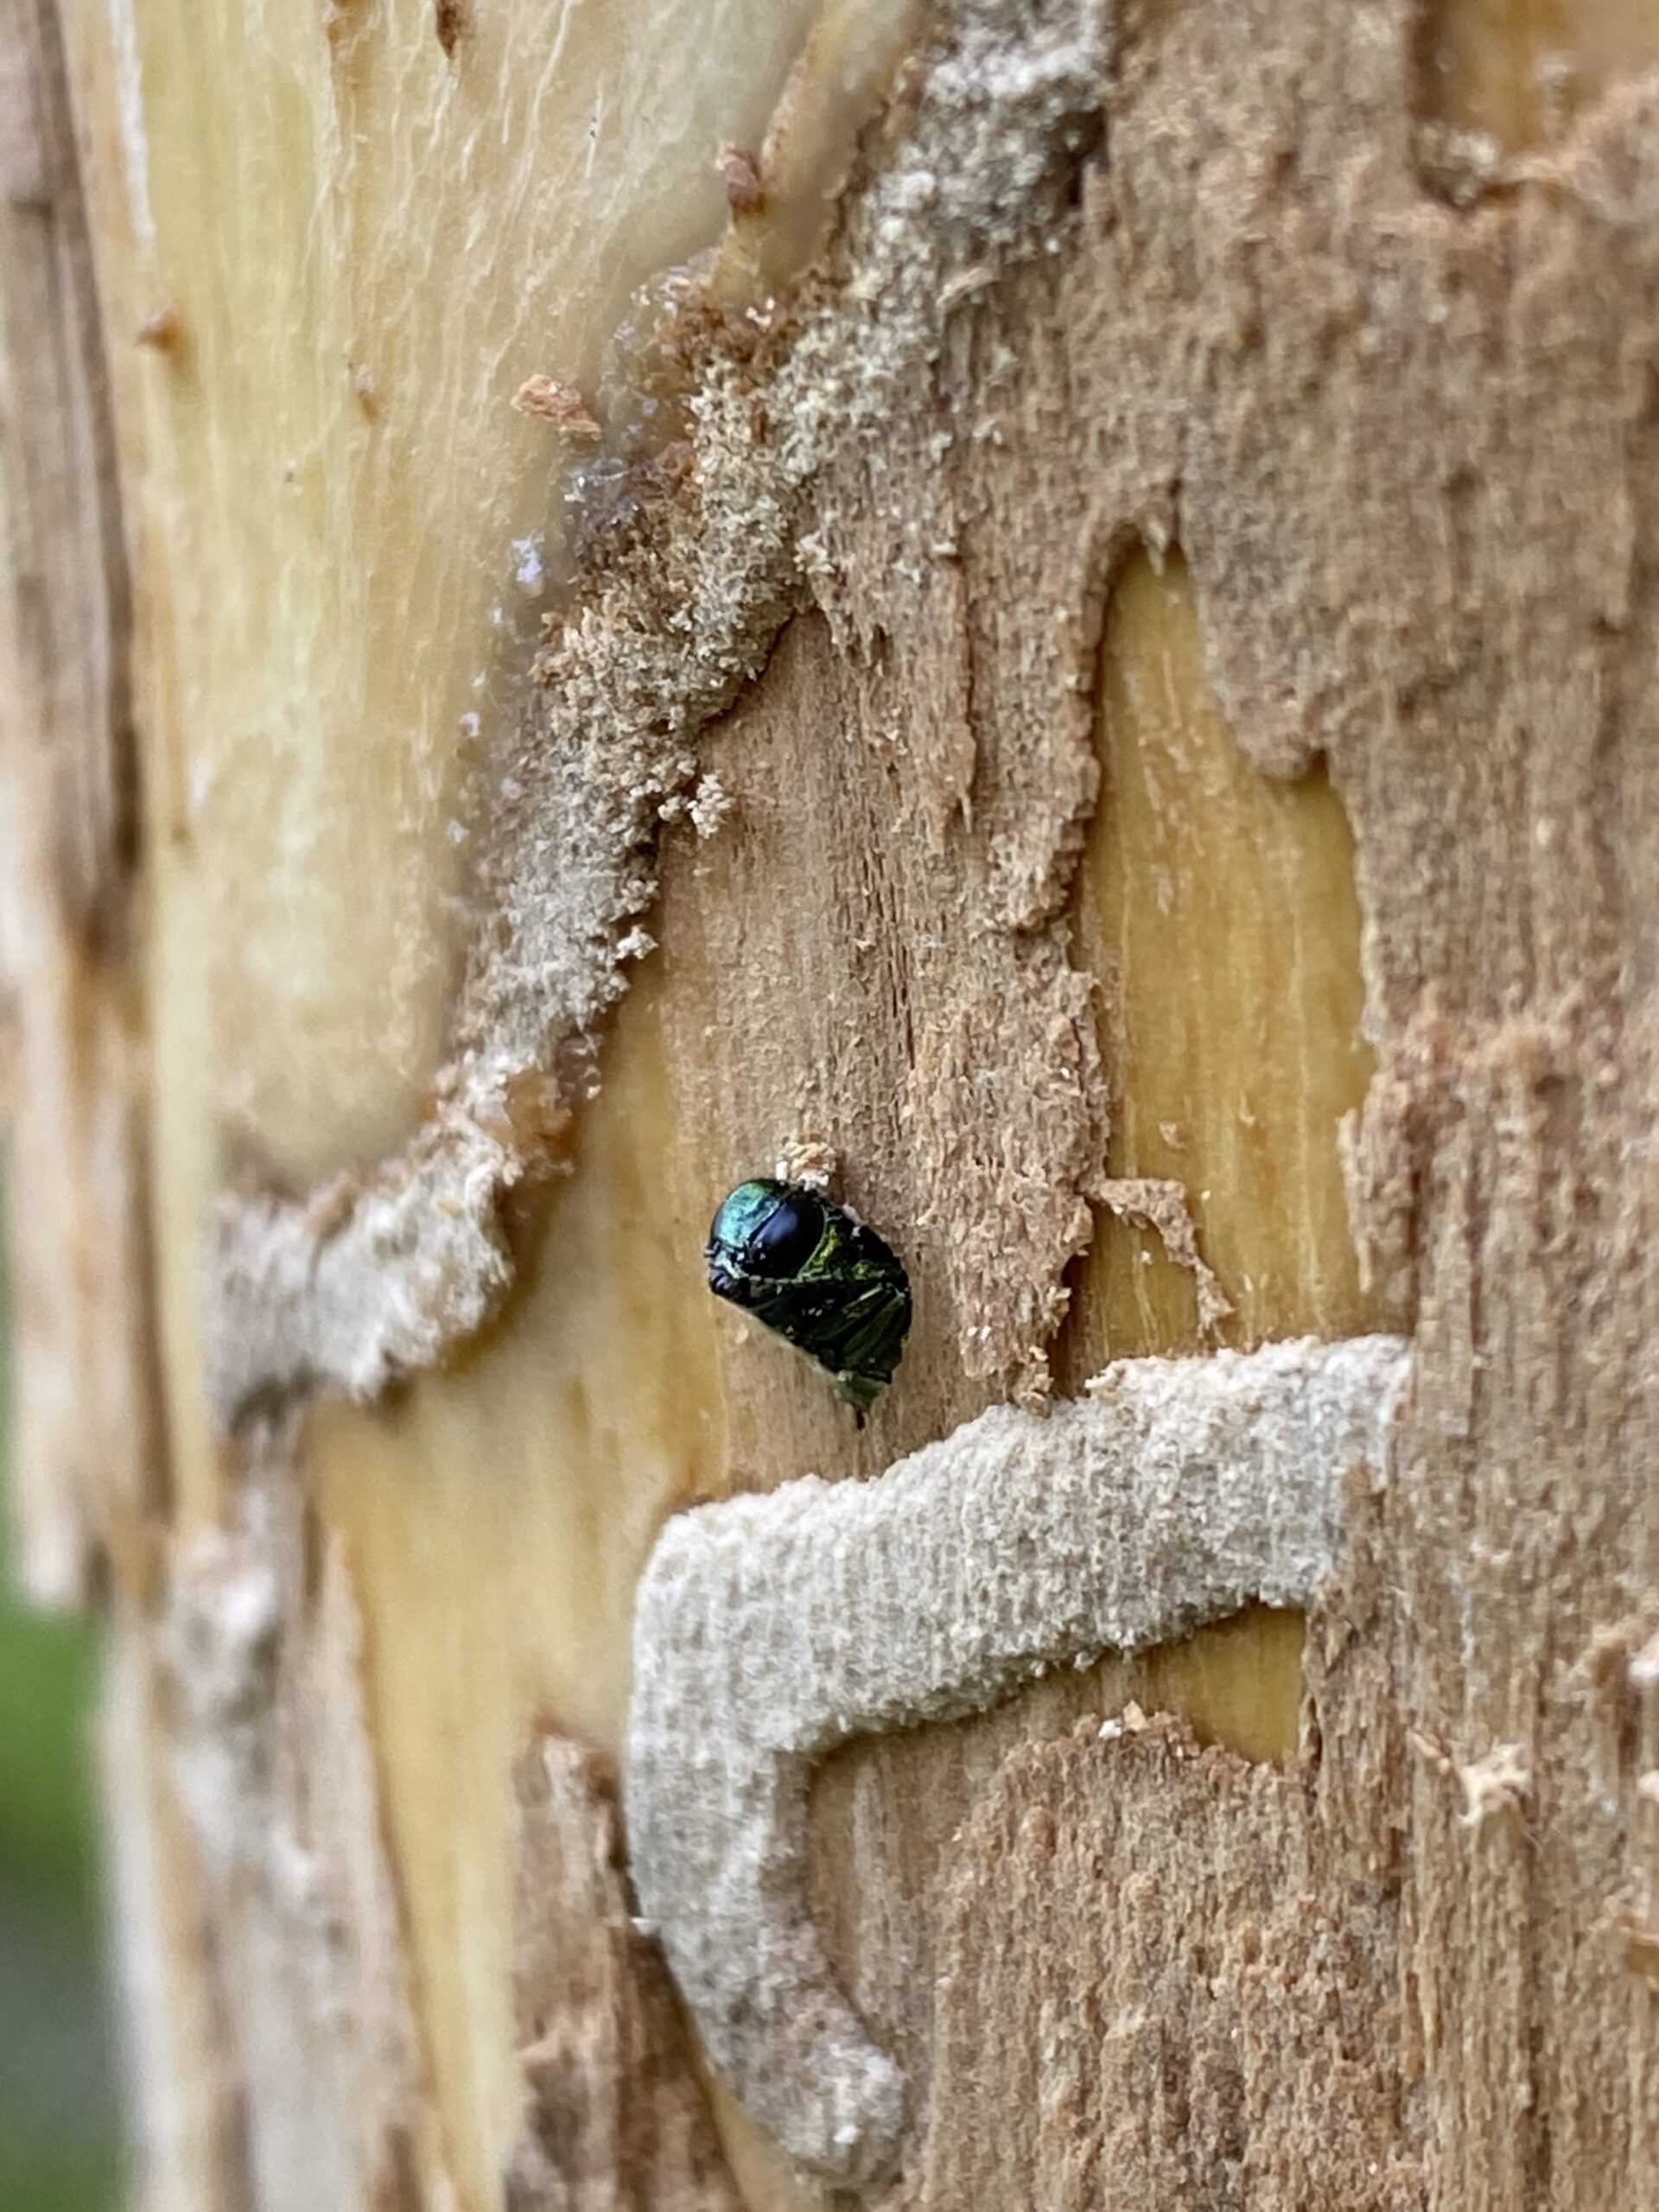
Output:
[704, 1178, 912, 1414]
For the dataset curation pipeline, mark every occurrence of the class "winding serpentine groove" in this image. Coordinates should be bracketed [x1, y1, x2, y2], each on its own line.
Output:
[626, 1333, 1412, 2189]
[206, 0, 1110, 1425]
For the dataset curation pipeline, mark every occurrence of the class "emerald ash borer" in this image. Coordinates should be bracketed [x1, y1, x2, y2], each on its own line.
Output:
[705, 1178, 912, 1414]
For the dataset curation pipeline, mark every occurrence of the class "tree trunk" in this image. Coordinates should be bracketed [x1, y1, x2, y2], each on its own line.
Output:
[5, 1, 1659, 2208]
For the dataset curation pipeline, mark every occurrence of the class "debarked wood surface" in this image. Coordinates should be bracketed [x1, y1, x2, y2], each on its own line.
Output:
[3, 2, 1659, 2210]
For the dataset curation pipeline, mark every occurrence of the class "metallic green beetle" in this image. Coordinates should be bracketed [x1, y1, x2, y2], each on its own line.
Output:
[704, 1178, 912, 1414]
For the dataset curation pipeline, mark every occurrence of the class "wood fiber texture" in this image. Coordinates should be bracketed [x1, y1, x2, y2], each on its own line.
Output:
[205, 0, 1116, 1422]
[157, 1423, 453, 2210]
[0, 0, 157, 1603]
[626, 1338, 1409, 2186]
[10, 0, 1659, 2206]
[909, 1716, 1422, 2212]
[505, 1735, 742, 2212]
[636, 1, 1659, 2202]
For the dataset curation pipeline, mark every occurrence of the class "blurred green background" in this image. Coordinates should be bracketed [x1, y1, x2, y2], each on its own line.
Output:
[0, 1323, 125, 2212]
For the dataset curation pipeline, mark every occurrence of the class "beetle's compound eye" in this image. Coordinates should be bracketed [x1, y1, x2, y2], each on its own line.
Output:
[747, 1191, 824, 1277]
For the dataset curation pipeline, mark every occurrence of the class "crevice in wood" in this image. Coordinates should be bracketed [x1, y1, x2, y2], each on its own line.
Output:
[505, 1732, 745, 2212]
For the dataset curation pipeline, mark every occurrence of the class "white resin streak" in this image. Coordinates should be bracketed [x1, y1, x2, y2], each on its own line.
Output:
[626, 1335, 1412, 2188]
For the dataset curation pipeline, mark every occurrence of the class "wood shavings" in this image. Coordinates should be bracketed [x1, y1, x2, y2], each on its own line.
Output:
[775, 1135, 838, 1190]
[205, 0, 1113, 1426]
[161, 1424, 452, 2206]
[614, 925, 657, 964]
[687, 772, 733, 838]
[1095, 1176, 1233, 1337]
[512, 375, 602, 438]
[717, 142, 766, 214]
[1630, 1625, 1659, 1688]
[626, 1333, 1409, 2187]
[504, 1732, 742, 2209]
[135, 302, 182, 350]
[1456, 1742, 1533, 1827]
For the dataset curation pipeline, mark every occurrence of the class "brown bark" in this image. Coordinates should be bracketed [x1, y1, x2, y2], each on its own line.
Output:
[505, 1735, 743, 2212]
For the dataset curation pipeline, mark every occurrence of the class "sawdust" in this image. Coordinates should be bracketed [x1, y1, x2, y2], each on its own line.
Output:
[626, 1335, 1409, 2187]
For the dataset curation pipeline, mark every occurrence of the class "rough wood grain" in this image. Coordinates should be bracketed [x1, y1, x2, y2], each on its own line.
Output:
[270, 0, 1659, 2197]
[16, 0, 1659, 2207]
[505, 1734, 742, 2212]
[627, 1338, 1409, 2186]
[160, 1422, 453, 2211]
[907, 1715, 1423, 2211]
[0, 0, 157, 1603]
[204, 0, 1109, 1425]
